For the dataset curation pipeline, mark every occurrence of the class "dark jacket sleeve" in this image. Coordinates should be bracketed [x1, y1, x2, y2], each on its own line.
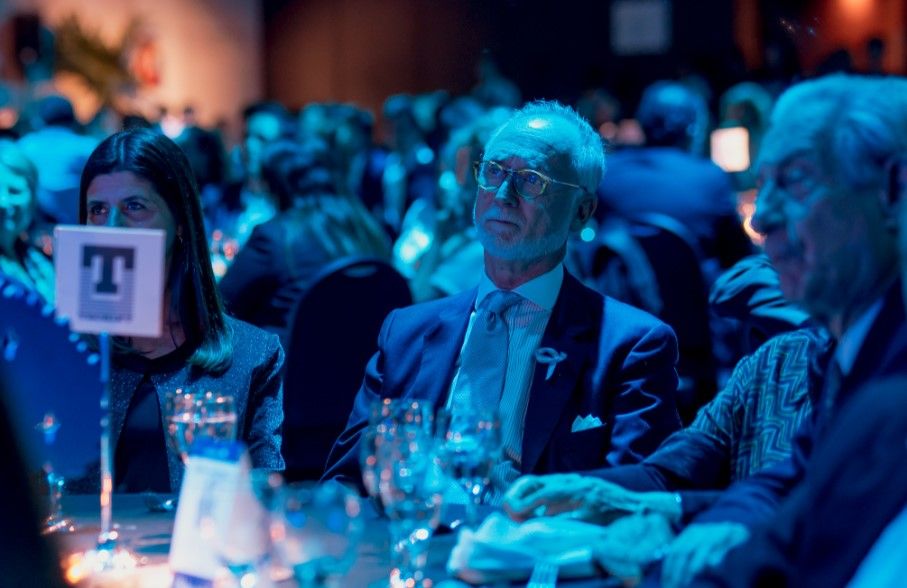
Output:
[219, 222, 281, 321]
[245, 332, 286, 471]
[586, 350, 742, 494]
[604, 319, 682, 467]
[321, 309, 397, 491]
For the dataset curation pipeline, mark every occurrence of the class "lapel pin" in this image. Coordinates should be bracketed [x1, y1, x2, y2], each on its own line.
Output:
[535, 347, 568, 381]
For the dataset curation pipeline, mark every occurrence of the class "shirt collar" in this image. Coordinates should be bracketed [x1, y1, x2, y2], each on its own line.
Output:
[835, 298, 884, 376]
[475, 263, 564, 311]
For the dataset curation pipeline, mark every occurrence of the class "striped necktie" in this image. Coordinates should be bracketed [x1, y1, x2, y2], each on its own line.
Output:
[451, 290, 523, 413]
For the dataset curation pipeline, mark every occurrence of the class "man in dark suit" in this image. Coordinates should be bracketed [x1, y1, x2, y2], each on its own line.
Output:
[683, 93, 907, 588]
[324, 101, 681, 490]
[660, 74, 907, 587]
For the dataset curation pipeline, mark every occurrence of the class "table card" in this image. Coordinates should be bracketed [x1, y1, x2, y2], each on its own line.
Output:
[54, 225, 165, 337]
[169, 439, 260, 585]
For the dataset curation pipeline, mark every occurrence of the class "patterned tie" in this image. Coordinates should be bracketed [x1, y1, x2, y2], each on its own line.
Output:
[451, 290, 523, 413]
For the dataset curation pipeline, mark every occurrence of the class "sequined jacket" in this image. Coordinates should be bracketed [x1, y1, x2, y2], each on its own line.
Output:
[109, 316, 285, 492]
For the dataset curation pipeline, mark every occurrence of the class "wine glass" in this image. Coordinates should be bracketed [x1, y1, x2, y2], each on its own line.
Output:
[434, 406, 502, 527]
[360, 398, 433, 504]
[271, 481, 364, 587]
[36, 412, 76, 534]
[376, 419, 443, 588]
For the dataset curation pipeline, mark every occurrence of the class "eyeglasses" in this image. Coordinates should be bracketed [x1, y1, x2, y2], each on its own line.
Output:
[755, 151, 823, 202]
[473, 160, 584, 201]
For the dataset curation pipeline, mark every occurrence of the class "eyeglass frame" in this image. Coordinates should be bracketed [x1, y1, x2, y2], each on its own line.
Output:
[473, 160, 587, 201]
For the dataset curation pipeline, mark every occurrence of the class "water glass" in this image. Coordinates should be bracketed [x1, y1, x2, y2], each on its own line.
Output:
[164, 389, 200, 463]
[377, 422, 443, 587]
[435, 407, 502, 526]
[272, 481, 364, 586]
[197, 391, 238, 442]
[164, 390, 238, 463]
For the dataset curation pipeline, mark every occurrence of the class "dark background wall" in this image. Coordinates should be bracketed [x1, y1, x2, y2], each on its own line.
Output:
[263, 0, 906, 117]
[264, 0, 736, 115]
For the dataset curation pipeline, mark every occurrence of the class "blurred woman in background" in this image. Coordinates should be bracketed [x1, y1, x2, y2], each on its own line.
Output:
[393, 107, 511, 301]
[219, 139, 391, 348]
[0, 140, 54, 303]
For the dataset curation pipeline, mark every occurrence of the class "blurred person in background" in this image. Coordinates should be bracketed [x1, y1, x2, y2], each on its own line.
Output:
[0, 139, 54, 303]
[18, 94, 98, 225]
[80, 128, 284, 493]
[215, 101, 295, 249]
[219, 138, 391, 348]
[597, 81, 752, 281]
[393, 106, 511, 301]
[718, 82, 774, 192]
[299, 102, 388, 224]
[380, 94, 437, 236]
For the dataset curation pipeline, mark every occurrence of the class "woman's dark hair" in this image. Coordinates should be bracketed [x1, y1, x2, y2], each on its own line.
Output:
[259, 139, 390, 272]
[260, 138, 336, 211]
[78, 128, 232, 374]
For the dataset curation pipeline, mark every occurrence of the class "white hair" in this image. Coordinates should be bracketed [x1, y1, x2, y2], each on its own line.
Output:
[764, 74, 907, 191]
[488, 100, 606, 194]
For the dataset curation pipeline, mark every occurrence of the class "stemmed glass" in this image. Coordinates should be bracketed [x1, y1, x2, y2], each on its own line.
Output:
[374, 401, 443, 588]
[271, 481, 364, 586]
[359, 398, 433, 505]
[434, 407, 502, 528]
[37, 412, 76, 534]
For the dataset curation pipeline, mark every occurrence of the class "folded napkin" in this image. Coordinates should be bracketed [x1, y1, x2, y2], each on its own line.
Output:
[446, 512, 608, 584]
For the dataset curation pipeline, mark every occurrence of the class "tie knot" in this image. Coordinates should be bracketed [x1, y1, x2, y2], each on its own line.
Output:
[482, 290, 521, 331]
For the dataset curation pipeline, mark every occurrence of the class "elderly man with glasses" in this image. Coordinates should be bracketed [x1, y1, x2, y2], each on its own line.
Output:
[324, 101, 681, 492]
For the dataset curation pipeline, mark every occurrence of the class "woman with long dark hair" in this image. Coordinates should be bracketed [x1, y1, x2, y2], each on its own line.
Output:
[80, 128, 284, 492]
[219, 139, 391, 347]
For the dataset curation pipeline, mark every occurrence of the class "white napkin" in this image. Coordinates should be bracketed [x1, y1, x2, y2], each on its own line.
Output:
[446, 512, 607, 584]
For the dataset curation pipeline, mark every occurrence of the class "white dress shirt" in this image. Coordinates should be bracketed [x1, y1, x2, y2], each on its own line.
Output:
[447, 263, 563, 480]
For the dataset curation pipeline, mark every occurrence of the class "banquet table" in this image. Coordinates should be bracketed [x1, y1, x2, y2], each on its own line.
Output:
[56, 494, 625, 587]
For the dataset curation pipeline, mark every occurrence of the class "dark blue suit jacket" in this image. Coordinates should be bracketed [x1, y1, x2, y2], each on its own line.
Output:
[323, 270, 681, 489]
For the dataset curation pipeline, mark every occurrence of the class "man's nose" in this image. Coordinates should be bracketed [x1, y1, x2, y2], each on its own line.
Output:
[493, 175, 519, 204]
[751, 183, 785, 235]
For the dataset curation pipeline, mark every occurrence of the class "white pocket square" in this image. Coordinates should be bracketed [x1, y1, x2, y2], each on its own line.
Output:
[571, 414, 604, 433]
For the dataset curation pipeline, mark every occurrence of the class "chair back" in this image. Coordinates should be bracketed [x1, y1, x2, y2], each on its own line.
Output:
[626, 213, 717, 423]
[281, 256, 412, 480]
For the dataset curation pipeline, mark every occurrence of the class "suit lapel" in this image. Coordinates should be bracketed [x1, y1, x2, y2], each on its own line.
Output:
[412, 291, 475, 408]
[841, 280, 907, 400]
[521, 274, 599, 473]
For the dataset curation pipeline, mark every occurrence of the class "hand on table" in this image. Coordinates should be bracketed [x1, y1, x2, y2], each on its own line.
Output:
[502, 474, 682, 526]
[593, 512, 676, 583]
[660, 522, 750, 588]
